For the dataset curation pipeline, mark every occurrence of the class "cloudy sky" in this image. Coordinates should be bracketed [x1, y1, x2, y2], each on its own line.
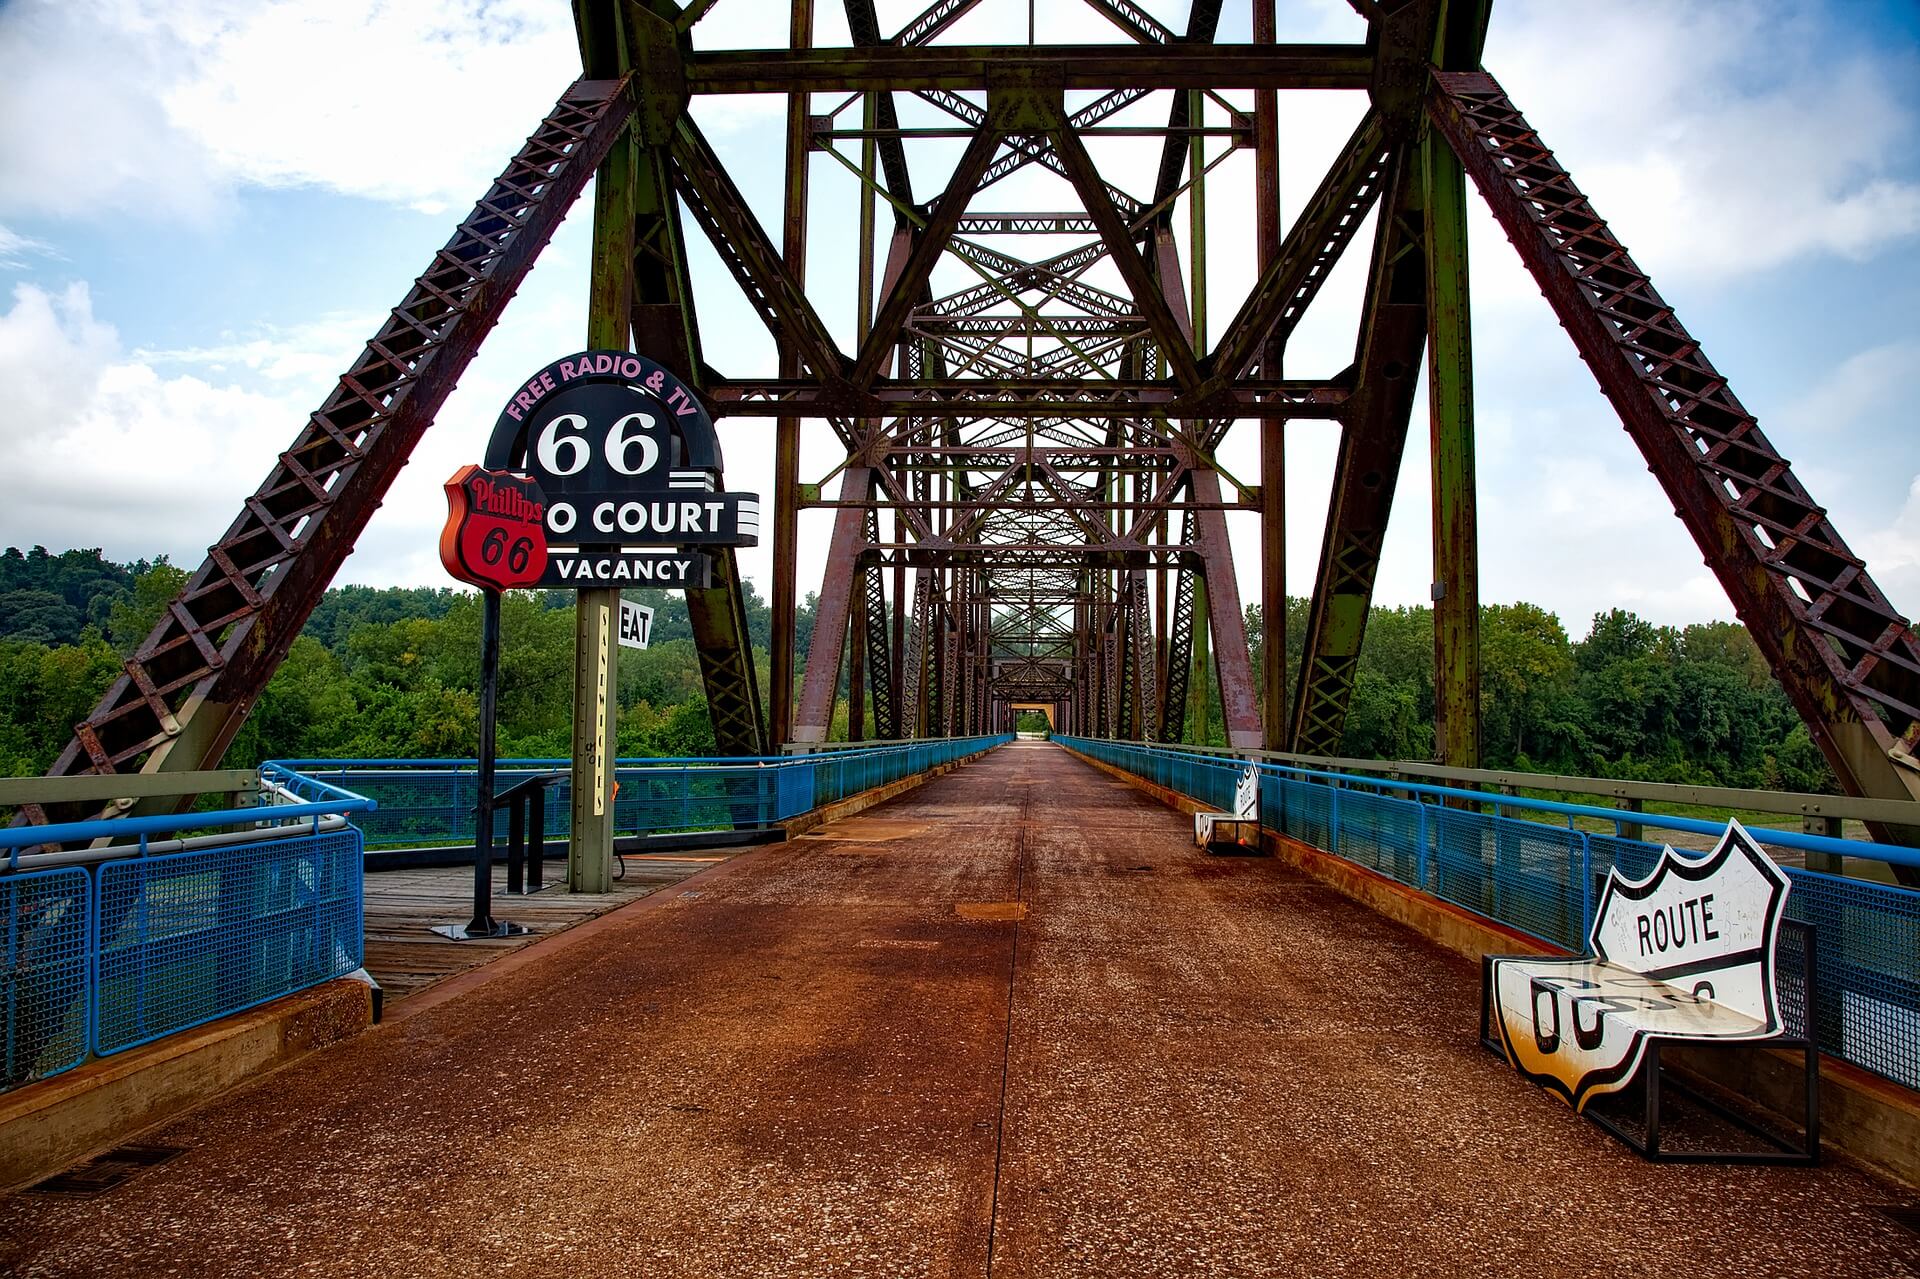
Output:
[1, 0, 1916, 636]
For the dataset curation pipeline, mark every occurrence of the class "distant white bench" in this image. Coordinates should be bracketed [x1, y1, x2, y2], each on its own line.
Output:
[1195, 763, 1262, 854]
[1480, 820, 1818, 1162]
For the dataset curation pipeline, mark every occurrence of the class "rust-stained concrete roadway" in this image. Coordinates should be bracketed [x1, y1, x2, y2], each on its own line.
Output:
[1, 741, 1914, 1277]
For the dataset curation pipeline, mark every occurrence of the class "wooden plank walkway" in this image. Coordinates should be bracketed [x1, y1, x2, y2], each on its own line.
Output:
[362, 854, 732, 1003]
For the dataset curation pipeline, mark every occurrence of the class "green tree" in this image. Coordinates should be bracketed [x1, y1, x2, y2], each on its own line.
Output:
[106, 561, 188, 654]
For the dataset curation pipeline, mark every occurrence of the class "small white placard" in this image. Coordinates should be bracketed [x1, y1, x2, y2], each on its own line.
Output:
[618, 599, 654, 650]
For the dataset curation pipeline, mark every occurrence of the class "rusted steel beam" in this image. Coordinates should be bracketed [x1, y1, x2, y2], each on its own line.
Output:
[1205, 111, 1388, 385]
[770, 0, 814, 751]
[1289, 147, 1427, 756]
[795, 467, 874, 741]
[1084, 0, 1175, 45]
[891, 506, 907, 722]
[684, 44, 1373, 94]
[1260, 417, 1287, 749]
[1431, 70, 1920, 844]
[1256, 0, 1287, 751]
[687, 549, 772, 755]
[1186, 469, 1262, 748]
[705, 379, 1348, 418]
[891, 0, 982, 47]
[1147, 0, 1225, 218]
[1425, 128, 1481, 769]
[849, 556, 867, 741]
[1149, 220, 1261, 749]
[671, 117, 846, 384]
[1053, 125, 1203, 391]
[902, 569, 933, 736]
[1159, 512, 1198, 742]
[843, 0, 916, 217]
[851, 123, 1003, 388]
[862, 510, 898, 738]
[1129, 566, 1160, 741]
[44, 77, 635, 796]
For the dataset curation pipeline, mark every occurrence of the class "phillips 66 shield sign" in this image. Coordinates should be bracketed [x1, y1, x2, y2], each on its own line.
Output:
[439, 465, 549, 592]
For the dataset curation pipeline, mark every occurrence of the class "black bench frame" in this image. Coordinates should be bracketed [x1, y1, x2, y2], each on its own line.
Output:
[1480, 919, 1820, 1164]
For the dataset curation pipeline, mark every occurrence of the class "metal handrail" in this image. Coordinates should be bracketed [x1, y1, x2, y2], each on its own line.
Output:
[1058, 738, 1920, 872]
[1156, 740, 1920, 827]
[0, 784, 377, 869]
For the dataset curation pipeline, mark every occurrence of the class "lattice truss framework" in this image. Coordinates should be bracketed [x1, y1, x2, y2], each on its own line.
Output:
[35, 0, 1920, 854]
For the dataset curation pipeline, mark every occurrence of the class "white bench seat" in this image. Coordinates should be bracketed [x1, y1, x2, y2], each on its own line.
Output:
[1479, 820, 1818, 1162]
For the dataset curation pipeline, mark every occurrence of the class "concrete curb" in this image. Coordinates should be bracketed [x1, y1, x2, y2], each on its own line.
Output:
[1063, 744, 1920, 1190]
[0, 978, 373, 1191]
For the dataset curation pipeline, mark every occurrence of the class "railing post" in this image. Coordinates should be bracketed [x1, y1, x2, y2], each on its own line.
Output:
[506, 793, 525, 896]
[1578, 830, 1593, 940]
[529, 783, 546, 893]
[1416, 799, 1430, 892]
[1803, 813, 1843, 874]
[1619, 796, 1644, 843]
[1329, 783, 1342, 855]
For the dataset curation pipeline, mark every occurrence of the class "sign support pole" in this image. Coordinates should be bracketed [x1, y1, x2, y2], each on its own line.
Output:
[570, 591, 617, 893]
[469, 589, 504, 932]
[569, 105, 636, 893]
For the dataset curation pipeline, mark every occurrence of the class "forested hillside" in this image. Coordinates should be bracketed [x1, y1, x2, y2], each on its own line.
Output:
[1243, 600, 1832, 791]
[0, 546, 1835, 792]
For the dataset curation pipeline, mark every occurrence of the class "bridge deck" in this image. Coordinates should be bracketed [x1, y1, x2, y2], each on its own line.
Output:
[1, 742, 1912, 1277]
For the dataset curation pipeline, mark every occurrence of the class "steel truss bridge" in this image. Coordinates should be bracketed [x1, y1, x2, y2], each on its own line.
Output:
[27, 0, 1920, 870]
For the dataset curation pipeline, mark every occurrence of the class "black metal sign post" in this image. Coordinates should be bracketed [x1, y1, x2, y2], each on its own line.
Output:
[436, 466, 548, 940]
[432, 588, 530, 939]
[467, 589, 504, 936]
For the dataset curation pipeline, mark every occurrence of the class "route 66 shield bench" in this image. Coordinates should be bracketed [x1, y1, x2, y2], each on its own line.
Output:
[1480, 820, 1818, 1162]
[1195, 763, 1262, 855]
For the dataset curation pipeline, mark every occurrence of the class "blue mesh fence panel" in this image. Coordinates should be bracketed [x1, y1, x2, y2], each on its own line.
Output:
[1490, 818, 1586, 950]
[613, 765, 774, 834]
[294, 740, 1008, 851]
[1332, 789, 1424, 887]
[95, 829, 364, 1056]
[776, 764, 815, 819]
[1782, 868, 1920, 1091]
[1585, 830, 1665, 884]
[2, 868, 89, 1089]
[1429, 806, 1496, 921]
[1280, 778, 1332, 851]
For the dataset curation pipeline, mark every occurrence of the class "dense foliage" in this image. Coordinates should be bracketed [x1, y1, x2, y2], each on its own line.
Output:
[1243, 600, 1833, 792]
[0, 547, 1835, 792]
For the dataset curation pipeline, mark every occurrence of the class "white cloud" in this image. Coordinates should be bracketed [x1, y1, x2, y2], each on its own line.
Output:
[0, 225, 49, 268]
[0, 0, 581, 221]
[0, 3, 227, 221]
[1485, 1, 1920, 284]
[1780, 339, 1920, 438]
[1861, 474, 1920, 619]
[0, 282, 315, 560]
[160, 0, 579, 212]
[134, 311, 386, 385]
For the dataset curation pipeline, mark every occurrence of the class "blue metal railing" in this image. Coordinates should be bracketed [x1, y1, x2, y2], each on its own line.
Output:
[1059, 736, 1920, 1095]
[276, 736, 1012, 851]
[2, 783, 372, 1093]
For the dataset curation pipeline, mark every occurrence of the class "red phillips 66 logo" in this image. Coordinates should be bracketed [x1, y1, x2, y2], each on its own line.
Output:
[439, 465, 548, 592]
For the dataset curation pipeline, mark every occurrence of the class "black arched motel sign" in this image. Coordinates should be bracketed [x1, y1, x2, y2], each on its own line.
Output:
[438, 351, 757, 935]
[484, 350, 758, 583]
